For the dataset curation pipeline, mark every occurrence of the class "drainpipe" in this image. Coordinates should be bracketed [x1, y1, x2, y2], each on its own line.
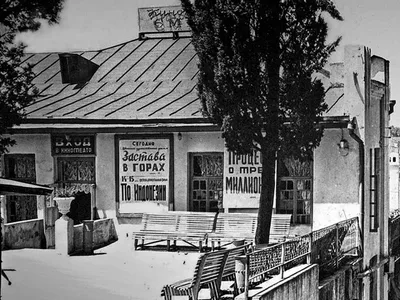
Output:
[348, 119, 364, 255]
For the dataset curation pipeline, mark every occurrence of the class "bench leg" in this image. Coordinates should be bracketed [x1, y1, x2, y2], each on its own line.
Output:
[167, 240, 170, 251]
[199, 241, 203, 252]
[134, 238, 138, 250]
[141, 238, 145, 249]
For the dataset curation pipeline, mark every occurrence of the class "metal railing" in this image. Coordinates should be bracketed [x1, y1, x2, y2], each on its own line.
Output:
[236, 217, 361, 299]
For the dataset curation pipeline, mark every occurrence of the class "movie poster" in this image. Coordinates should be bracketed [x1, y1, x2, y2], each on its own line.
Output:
[223, 149, 262, 208]
[117, 137, 170, 207]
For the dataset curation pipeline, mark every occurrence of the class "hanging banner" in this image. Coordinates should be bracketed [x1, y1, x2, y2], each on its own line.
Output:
[223, 149, 262, 208]
[117, 137, 170, 208]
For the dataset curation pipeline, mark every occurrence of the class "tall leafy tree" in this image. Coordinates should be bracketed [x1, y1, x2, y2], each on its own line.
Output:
[182, 0, 342, 244]
[0, 0, 64, 154]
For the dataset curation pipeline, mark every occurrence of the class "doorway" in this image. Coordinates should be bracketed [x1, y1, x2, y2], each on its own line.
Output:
[189, 153, 223, 212]
[56, 156, 95, 224]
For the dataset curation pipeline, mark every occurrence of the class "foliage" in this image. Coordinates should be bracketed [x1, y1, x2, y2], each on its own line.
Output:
[0, 0, 64, 154]
[391, 126, 400, 137]
[182, 0, 342, 243]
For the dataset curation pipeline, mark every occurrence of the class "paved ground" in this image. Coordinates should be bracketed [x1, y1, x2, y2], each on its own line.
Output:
[1, 226, 201, 300]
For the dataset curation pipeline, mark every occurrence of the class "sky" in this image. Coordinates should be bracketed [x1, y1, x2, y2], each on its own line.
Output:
[16, 0, 400, 126]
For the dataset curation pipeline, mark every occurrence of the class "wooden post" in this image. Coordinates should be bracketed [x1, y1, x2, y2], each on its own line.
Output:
[280, 242, 286, 279]
[90, 184, 96, 221]
[307, 232, 313, 264]
[335, 223, 339, 269]
[235, 255, 246, 295]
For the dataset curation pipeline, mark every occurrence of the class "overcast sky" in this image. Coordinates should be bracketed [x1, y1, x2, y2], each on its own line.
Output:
[16, 0, 400, 126]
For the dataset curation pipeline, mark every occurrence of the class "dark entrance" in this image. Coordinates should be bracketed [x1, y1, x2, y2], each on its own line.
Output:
[67, 192, 91, 225]
[56, 156, 95, 225]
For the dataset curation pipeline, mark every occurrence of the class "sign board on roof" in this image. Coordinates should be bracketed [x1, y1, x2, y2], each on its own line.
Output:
[138, 6, 190, 33]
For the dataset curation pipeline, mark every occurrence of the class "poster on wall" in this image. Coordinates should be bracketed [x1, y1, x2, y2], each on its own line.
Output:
[223, 149, 262, 209]
[116, 136, 171, 213]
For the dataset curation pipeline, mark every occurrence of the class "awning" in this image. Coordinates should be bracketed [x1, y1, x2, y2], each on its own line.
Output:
[0, 178, 53, 196]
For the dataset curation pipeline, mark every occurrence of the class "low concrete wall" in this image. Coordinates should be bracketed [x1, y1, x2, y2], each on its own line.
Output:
[239, 264, 319, 300]
[93, 218, 118, 250]
[73, 218, 118, 254]
[319, 263, 361, 300]
[73, 223, 84, 253]
[3, 219, 45, 249]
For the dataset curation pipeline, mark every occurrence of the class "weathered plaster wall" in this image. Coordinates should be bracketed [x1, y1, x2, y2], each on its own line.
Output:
[319, 265, 361, 300]
[92, 218, 118, 249]
[390, 165, 399, 210]
[313, 129, 360, 229]
[95, 133, 116, 218]
[73, 218, 118, 253]
[4, 134, 53, 184]
[3, 219, 45, 249]
[255, 264, 319, 300]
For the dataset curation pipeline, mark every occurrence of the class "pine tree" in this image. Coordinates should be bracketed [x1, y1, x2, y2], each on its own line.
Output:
[0, 0, 64, 154]
[182, 0, 342, 244]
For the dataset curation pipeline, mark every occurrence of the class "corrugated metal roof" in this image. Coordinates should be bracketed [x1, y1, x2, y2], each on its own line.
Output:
[22, 36, 346, 127]
[23, 37, 202, 125]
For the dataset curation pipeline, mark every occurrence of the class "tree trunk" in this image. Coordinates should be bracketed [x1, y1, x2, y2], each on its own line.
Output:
[255, 151, 276, 245]
[255, 0, 281, 245]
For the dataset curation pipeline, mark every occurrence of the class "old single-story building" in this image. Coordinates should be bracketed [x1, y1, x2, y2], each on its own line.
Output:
[0, 6, 394, 299]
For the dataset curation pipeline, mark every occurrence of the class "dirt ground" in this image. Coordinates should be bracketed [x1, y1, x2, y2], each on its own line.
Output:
[1, 225, 201, 300]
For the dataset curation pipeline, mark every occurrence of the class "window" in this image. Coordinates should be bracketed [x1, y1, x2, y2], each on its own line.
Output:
[278, 157, 312, 224]
[370, 148, 380, 232]
[4, 154, 37, 223]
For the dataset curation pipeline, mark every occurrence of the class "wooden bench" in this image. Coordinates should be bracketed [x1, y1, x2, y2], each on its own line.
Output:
[208, 213, 258, 250]
[161, 244, 250, 300]
[269, 214, 292, 243]
[133, 212, 216, 251]
[208, 213, 292, 249]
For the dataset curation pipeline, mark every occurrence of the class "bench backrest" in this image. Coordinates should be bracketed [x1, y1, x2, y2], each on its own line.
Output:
[214, 213, 258, 238]
[141, 213, 180, 232]
[191, 248, 230, 289]
[222, 244, 249, 278]
[269, 214, 292, 241]
[176, 212, 217, 234]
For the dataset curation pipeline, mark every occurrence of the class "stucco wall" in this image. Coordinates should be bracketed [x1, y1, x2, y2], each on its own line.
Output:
[319, 265, 361, 300]
[73, 218, 118, 253]
[253, 264, 319, 300]
[174, 131, 224, 211]
[390, 166, 399, 210]
[313, 129, 360, 229]
[4, 134, 53, 184]
[96, 133, 116, 218]
[3, 219, 45, 249]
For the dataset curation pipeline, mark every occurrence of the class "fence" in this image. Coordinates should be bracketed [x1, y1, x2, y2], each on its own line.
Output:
[237, 217, 361, 300]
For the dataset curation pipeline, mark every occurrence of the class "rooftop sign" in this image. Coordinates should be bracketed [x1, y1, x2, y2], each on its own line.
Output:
[138, 6, 190, 34]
